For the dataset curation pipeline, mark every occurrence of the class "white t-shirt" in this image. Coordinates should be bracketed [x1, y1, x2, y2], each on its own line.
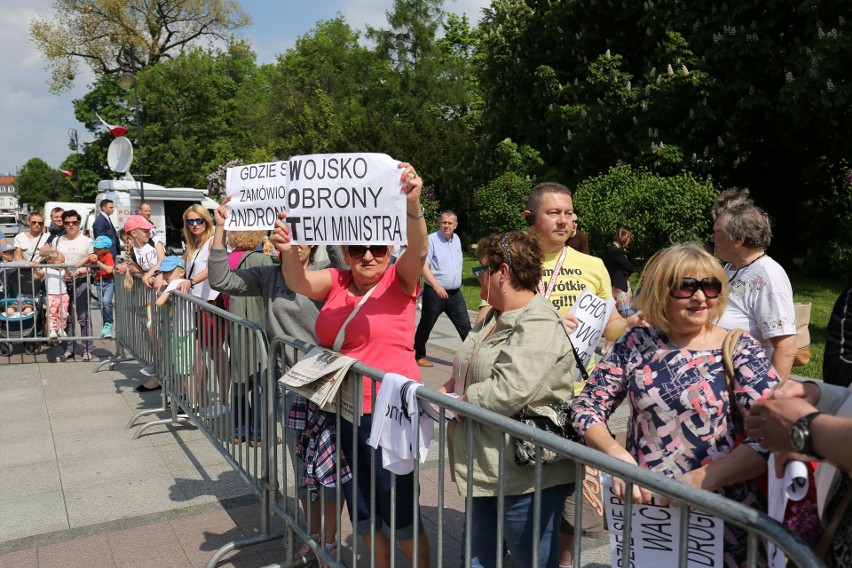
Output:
[14, 232, 46, 263]
[717, 255, 797, 355]
[54, 235, 93, 270]
[132, 243, 159, 271]
[44, 267, 67, 296]
[185, 237, 218, 302]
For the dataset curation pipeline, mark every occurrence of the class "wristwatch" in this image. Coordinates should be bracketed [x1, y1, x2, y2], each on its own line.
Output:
[789, 411, 824, 459]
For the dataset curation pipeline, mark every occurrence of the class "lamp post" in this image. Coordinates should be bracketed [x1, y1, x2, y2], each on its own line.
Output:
[67, 128, 82, 199]
[118, 43, 145, 203]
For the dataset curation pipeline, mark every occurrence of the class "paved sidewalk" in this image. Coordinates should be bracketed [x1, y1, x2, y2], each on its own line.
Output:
[0, 311, 618, 567]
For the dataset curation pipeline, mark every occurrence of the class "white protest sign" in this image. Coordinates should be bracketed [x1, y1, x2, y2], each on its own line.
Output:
[602, 476, 724, 568]
[224, 152, 407, 245]
[567, 289, 615, 378]
[225, 160, 289, 229]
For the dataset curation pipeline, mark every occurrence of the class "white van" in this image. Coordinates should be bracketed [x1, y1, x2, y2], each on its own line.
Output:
[95, 180, 220, 253]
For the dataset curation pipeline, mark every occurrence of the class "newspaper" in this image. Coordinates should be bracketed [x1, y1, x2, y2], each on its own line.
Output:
[278, 345, 359, 421]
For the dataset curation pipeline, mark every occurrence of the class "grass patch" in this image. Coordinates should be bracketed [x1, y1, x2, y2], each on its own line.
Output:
[458, 251, 843, 379]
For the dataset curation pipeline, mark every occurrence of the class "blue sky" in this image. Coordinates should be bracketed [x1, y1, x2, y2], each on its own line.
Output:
[0, 0, 490, 184]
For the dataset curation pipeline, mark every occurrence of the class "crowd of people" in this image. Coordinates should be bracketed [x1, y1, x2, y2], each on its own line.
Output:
[3, 172, 851, 568]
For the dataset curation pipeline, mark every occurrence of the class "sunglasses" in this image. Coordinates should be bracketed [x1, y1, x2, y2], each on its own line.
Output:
[63, 220, 80, 226]
[185, 218, 206, 226]
[472, 264, 491, 278]
[347, 245, 389, 259]
[29, 221, 44, 226]
[670, 277, 723, 299]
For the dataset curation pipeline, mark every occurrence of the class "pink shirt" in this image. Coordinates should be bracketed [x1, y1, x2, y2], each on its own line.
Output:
[315, 264, 421, 414]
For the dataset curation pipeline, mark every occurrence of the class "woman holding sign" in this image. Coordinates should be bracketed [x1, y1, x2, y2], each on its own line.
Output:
[571, 243, 780, 567]
[272, 162, 430, 568]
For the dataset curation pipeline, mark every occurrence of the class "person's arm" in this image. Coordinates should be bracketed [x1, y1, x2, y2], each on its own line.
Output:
[392, 163, 428, 295]
[269, 218, 332, 301]
[74, 253, 98, 269]
[99, 256, 115, 275]
[583, 423, 653, 503]
[677, 444, 766, 493]
[768, 334, 797, 381]
[13, 237, 23, 261]
[422, 263, 447, 299]
[155, 291, 172, 307]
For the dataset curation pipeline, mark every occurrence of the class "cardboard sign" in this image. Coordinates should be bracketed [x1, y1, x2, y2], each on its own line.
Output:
[224, 153, 406, 245]
[602, 476, 724, 567]
[567, 289, 615, 378]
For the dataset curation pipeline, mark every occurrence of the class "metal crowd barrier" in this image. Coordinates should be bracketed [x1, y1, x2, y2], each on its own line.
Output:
[115, 282, 284, 566]
[109, 280, 823, 568]
[0, 262, 113, 358]
[264, 333, 823, 568]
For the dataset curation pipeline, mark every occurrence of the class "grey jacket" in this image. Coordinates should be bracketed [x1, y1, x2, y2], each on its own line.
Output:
[448, 293, 578, 497]
[208, 247, 343, 370]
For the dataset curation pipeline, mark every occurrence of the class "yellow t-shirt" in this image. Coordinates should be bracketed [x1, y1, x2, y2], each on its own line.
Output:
[540, 247, 612, 315]
[540, 247, 613, 394]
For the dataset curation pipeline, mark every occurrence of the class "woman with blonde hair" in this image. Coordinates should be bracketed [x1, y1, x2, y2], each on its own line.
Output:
[572, 242, 780, 567]
[176, 205, 228, 417]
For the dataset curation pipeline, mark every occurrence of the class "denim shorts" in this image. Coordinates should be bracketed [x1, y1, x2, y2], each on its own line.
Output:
[339, 414, 421, 541]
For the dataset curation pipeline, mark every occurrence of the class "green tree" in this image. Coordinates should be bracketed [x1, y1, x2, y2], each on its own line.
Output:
[574, 164, 718, 259]
[30, 0, 251, 93]
[16, 158, 73, 209]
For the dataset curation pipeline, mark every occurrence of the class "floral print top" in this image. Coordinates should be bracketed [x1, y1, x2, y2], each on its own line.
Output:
[571, 326, 780, 567]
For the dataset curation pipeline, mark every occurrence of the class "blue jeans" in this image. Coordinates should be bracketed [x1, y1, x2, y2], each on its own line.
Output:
[96, 278, 115, 325]
[465, 483, 574, 568]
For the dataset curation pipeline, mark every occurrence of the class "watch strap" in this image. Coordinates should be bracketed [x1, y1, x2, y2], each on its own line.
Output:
[792, 411, 824, 459]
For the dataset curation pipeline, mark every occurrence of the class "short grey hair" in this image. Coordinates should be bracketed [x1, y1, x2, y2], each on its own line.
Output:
[717, 203, 772, 249]
[711, 187, 752, 220]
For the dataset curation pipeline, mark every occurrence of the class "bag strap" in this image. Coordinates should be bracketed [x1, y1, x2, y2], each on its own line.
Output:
[815, 480, 852, 559]
[722, 328, 746, 432]
[332, 283, 377, 352]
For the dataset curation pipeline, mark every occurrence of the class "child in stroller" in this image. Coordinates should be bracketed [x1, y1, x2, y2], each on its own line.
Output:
[0, 244, 41, 355]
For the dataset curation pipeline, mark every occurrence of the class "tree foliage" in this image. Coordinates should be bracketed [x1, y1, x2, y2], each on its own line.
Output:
[16, 158, 74, 209]
[574, 165, 718, 260]
[30, 0, 251, 93]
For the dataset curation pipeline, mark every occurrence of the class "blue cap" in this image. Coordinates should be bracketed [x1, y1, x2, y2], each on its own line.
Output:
[93, 235, 113, 249]
[158, 256, 185, 273]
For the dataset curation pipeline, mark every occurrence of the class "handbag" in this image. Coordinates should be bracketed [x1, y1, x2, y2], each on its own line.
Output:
[793, 301, 812, 367]
[512, 312, 589, 467]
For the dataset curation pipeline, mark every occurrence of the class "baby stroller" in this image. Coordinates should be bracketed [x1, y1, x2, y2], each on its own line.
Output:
[0, 297, 40, 355]
[0, 263, 43, 356]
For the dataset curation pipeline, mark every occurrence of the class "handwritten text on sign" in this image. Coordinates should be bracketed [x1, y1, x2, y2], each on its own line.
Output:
[567, 289, 615, 379]
[224, 153, 406, 245]
[602, 477, 724, 567]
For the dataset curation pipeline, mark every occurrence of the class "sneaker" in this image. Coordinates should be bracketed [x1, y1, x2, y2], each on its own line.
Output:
[140, 364, 157, 376]
[81, 353, 93, 362]
[101, 323, 113, 337]
[57, 329, 68, 338]
[56, 352, 72, 363]
[48, 329, 58, 340]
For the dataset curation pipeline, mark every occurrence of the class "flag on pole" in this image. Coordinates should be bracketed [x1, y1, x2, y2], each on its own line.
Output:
[95, 113, 129, 137]
[60, 169, 73, 178]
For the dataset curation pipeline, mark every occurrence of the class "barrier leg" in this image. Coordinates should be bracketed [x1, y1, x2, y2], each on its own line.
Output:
[95, 342, 133, 373]
[131, 389, 190, 439]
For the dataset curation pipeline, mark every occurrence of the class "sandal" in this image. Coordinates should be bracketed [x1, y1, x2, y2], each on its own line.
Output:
[56, 352, 73, 363]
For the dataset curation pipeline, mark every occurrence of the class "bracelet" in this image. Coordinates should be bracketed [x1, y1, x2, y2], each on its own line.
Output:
[407, 205, 425, 220]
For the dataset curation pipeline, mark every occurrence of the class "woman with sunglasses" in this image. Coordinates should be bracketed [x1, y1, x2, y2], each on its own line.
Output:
[177, 205, 229, 416]
[272, 162, 430, 568]
[14, 212, 47, 263]
[443, 231, 578, 568]
[572, 242, 780, 567]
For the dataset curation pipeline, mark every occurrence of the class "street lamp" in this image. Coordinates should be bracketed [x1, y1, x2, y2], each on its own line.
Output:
[67, 128, 81, 199]
[118, 43, 144, 203]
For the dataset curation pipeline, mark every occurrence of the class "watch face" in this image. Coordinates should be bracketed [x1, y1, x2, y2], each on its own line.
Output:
[791, 425, 806, 452]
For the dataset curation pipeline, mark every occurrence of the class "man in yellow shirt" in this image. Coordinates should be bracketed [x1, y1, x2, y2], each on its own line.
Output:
[523, 181, 627, 567]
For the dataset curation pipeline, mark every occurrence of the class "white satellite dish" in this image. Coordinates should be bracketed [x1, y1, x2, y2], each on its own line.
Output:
[107, 137, 134, 175]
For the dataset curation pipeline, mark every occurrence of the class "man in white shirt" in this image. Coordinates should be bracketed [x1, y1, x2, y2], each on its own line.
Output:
[54, 210, 94, 362]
